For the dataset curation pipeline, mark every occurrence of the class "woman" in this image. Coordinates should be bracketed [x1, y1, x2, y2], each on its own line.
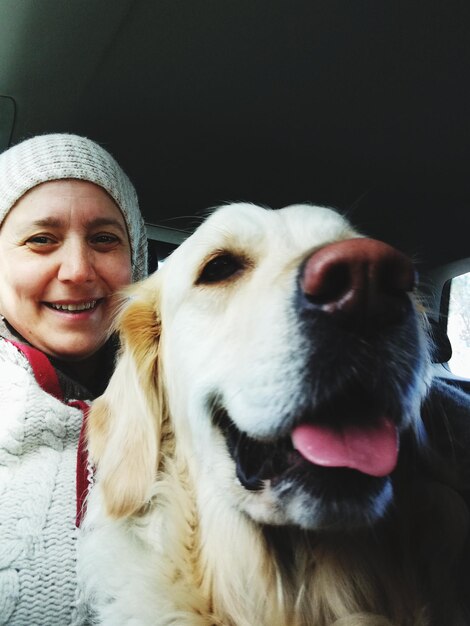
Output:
[0, 133, 148, 625]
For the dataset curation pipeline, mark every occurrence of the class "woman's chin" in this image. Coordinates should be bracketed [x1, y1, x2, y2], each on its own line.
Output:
[43, 339, 107, 362]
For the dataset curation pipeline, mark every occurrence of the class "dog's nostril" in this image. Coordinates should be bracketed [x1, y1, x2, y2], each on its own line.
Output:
[304, 262, 352, 305]
[301, 238, 415, 326]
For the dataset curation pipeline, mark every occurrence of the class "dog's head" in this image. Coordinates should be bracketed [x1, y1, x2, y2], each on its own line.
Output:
[89, 203, 430, 531]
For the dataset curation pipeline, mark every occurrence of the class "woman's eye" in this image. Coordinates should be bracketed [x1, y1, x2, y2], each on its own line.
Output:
[91, 233, 120, 246]
[26, 235, 55, 246]
[197, 254, 244, 284]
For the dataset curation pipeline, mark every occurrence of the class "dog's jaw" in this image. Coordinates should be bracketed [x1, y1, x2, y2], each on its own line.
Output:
[209, 400, 398, 530]
[268, 475, 394, 531]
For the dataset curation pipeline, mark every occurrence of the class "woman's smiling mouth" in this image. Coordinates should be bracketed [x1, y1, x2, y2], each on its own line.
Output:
[45, 300, 101, 312]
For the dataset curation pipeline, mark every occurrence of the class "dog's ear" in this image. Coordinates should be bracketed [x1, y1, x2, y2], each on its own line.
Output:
[87, 276, 164, 519]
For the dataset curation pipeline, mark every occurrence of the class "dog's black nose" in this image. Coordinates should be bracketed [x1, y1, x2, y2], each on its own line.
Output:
[300, 238, 415, 327]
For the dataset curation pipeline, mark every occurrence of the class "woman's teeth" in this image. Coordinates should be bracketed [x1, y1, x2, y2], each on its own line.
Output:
[49, 300, 98, 312]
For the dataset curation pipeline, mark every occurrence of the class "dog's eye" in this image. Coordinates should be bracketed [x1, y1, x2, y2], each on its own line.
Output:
[197, 254, 244, 284]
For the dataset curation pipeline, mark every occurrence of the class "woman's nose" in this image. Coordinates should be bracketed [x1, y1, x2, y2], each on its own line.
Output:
[57, 241, 96, 283]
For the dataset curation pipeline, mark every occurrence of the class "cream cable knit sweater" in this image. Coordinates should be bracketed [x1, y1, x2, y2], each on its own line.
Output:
[0, 339, 89, 625]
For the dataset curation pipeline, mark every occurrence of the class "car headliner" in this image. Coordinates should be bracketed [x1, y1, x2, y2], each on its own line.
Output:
[0, 0, 469, 270]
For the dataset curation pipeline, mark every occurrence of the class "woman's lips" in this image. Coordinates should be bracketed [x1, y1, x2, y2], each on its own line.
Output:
[44, 299, 103, 313]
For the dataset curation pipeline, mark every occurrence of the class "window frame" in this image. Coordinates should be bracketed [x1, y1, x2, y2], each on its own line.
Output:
[428, 257, 470, 388]
[145, 223, 188, 273]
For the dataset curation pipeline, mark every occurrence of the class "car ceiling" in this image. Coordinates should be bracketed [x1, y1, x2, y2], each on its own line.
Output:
[0, 0, 469, 270]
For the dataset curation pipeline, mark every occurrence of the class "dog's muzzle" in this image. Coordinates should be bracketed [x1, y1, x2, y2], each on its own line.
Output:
[213, 238, 424, 527]
[288, 237, 414, 477]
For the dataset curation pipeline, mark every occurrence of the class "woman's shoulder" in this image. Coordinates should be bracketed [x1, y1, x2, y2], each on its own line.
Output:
[0, 338, 45, 460]
[0, 318, 32, 365]
[0, 336, 84, 455]
[0, 335, 33, 374]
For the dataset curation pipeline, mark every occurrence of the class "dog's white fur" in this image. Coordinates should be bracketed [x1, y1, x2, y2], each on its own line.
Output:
[79, 203, 469, 625]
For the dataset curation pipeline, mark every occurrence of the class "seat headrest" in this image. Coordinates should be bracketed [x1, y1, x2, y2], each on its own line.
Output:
[428, 318, 452, 364]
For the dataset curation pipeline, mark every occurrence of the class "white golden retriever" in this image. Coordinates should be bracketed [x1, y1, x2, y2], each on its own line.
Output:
[79, 203, 470, 626]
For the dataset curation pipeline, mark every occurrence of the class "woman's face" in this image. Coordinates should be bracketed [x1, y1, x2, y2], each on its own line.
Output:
[0, 179, 132, 361]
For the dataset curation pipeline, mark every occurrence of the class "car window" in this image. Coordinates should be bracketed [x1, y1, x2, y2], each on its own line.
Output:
[146, 225, 186, 273]
[447, 271, 470, 378]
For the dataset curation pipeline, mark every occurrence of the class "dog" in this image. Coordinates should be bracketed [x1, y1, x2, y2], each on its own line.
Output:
[78, 203, 470, 625]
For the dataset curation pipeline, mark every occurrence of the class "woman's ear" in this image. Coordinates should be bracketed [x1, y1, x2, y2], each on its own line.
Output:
[87, 276, 164, 519]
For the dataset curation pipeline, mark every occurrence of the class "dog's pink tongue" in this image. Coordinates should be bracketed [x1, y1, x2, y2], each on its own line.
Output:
[291, 417, 398, 477]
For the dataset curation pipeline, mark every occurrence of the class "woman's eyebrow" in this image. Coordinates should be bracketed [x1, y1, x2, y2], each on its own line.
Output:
[86, 217, 128, 234]
[13, 216, 63, 236]
[18, 216, 127, 233]
[26, 217, 63, 229]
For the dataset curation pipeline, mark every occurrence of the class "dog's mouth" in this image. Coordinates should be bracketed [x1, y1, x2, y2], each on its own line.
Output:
[213, 403, 399, 492]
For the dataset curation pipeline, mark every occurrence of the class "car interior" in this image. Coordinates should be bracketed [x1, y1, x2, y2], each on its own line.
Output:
[0, 0, 469, 391]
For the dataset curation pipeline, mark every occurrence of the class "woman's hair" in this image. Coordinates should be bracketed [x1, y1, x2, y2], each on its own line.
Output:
[0, 133, 147, 281]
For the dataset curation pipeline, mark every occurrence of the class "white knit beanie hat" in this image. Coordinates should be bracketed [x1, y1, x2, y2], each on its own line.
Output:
[0, 133, 147, 281]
